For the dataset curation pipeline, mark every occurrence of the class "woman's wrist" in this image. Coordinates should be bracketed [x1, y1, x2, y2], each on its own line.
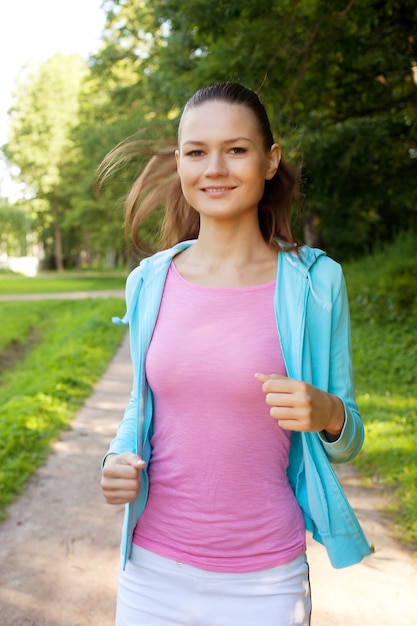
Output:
[103, 453, 118, 467]
[323, 395, 345, 441]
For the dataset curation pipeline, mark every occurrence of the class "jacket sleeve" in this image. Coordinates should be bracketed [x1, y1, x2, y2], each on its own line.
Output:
[102, 267, 143, 463]
[105, 395, 140, 458]
[313, 262, 364, 463]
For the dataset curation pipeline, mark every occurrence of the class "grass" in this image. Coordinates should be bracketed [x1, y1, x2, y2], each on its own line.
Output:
[0, 301, 45, 353]
[344, 231, 417, 551]
[0, 297, 126, 518]
[0, 270, 126, 294]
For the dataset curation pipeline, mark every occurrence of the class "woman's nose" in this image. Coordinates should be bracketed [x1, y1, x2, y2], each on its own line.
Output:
[205, 152, 228, 176]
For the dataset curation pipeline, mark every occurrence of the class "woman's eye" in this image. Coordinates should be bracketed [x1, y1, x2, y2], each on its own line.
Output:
[230, 147, 247, 154]
[186, 149, 204, 157]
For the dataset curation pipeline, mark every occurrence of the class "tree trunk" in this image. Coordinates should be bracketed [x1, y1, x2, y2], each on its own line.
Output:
[52, 201, 64, 271]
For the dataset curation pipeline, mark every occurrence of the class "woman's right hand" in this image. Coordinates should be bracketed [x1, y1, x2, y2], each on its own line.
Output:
[101, 452, 146, 505]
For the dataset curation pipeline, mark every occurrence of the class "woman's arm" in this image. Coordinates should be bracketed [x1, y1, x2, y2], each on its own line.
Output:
[259, 257, 364, 463]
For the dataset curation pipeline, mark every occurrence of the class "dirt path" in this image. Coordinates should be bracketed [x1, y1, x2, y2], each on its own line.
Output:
[0, 333, 416, 625]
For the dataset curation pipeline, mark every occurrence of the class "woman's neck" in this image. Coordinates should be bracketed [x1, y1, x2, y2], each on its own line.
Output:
[174, 227, 279, 288]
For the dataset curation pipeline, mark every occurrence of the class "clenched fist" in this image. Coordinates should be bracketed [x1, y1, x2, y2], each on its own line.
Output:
[255, 373, 344, 440]
[101, 452, 146, 505]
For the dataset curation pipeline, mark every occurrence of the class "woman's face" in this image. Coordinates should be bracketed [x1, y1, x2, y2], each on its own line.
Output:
[175, 101, 280, 224]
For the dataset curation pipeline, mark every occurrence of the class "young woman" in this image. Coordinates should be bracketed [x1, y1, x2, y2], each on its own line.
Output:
[100, 82, 371, 626]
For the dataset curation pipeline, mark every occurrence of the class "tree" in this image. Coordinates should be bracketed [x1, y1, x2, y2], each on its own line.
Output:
[0, 199, 31, 257]
[4, 54, 86, 269]
[292, 0, 417, 257]
[94, 0, 417, 259]
[6, 1, 412, 265]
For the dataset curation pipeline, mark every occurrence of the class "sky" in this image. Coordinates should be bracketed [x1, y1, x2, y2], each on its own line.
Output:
[0, 0, 106, 198]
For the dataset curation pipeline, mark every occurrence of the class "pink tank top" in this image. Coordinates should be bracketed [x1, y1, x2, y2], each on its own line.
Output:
[133, 262, 305, 572]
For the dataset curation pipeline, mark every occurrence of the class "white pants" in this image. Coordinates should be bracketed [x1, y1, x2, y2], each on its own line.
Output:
[115, 546, 311, 626]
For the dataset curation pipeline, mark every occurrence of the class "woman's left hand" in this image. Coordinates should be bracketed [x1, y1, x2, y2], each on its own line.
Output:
[255, 373, 345, 440]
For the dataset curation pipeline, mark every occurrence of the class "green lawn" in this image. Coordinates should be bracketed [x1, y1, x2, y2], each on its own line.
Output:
[0, 296, 126, 517]
[0, 271, 126, 294]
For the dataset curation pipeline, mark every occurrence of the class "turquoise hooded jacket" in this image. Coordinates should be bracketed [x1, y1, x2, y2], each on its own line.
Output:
[109, 241, 372, 570]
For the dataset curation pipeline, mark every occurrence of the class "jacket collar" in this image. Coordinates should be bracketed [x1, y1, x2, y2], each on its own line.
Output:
[138, 239, 326, 284]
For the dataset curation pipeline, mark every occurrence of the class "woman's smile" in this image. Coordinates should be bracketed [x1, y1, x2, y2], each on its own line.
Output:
[202, 186, 236, 194]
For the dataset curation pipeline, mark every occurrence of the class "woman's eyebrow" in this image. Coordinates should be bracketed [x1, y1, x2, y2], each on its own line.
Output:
[182, 136, 254, 146]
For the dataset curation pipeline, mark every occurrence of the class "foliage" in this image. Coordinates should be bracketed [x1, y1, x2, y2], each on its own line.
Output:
[301, 111, 417, 261]
[91, 0, 417, 260]
[4, 54, 86, 269]
[346, 231, 417, 325]
[345, 231, 417, 549]
[0, 199, 32, 255]
[0, 298, 125, 518]
[2, 0, 417, 263]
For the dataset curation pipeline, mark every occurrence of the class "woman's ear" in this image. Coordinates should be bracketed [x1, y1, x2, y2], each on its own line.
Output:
[175, 149, 180, 170]
[265, 144, 281, 180]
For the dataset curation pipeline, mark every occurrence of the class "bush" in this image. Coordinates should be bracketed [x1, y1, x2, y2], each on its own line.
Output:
[344, 231, 417, 550]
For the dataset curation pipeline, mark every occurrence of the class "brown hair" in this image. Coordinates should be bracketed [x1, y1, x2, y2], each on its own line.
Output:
[97, 82, 300, 254]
